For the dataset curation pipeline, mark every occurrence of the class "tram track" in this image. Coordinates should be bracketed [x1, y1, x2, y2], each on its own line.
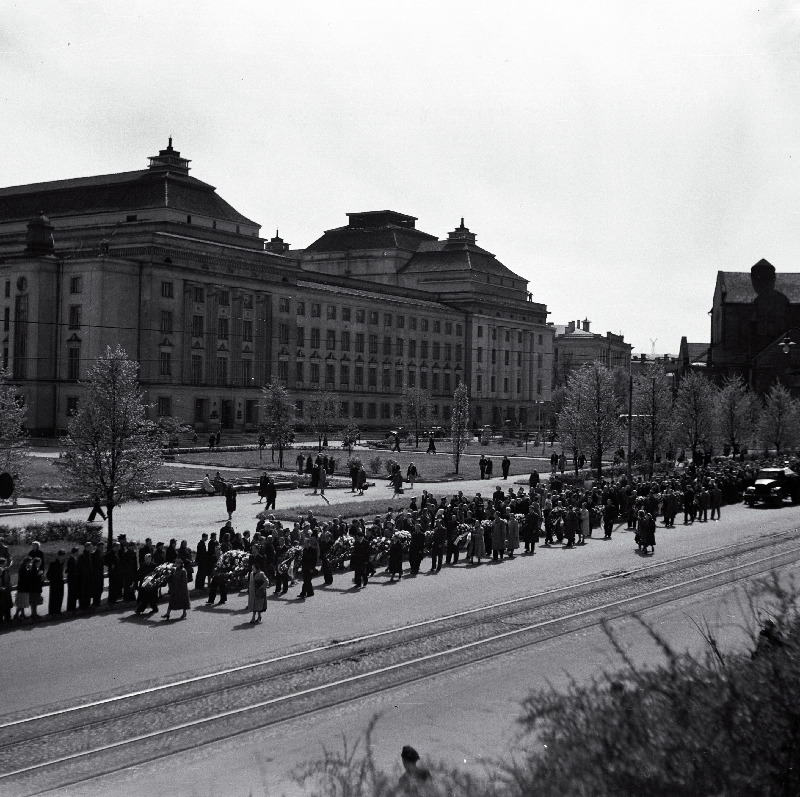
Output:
[2, 528, 800, 796]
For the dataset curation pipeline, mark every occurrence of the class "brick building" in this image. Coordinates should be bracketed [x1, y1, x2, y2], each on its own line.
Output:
[0, 142, 553, 434]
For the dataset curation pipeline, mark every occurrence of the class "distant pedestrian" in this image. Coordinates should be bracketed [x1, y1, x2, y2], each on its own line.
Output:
[87, 498, 106, 522]
[426, 436, 436, 454]
[208, 434, 215, 450]
[215, 430, 221, 447]
[406, 462, 418, 489]
[265, 476, 277, 510]
[502, 455, 510, 479]
[225, 483, 237, 520]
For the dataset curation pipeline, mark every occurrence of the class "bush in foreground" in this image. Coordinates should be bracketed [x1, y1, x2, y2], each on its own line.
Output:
[294, 575, 800, 796]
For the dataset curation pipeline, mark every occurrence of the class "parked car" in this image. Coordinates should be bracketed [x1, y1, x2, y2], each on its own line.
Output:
[744, 467, 800, 507]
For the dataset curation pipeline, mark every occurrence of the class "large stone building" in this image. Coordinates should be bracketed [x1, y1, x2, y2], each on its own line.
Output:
[551, 318, 631, 386]
[709, 259, 800, 394]
[0, 142, 553, 435]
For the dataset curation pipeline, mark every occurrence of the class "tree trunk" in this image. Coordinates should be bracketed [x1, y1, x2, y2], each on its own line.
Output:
[278, 443, 284, 469]
[106, 503, 115, 548]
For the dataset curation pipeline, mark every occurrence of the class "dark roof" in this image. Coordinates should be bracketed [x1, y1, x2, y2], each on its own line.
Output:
[685, 343, 709, 363]
[0, 169, 258, 227]
[717, 270, 800, 303]
[402, 241, 524, 283]
[305, 223, 436, 253]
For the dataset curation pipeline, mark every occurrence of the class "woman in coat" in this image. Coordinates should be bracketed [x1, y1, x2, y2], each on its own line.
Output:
[468, 519, 486, 565]
[491, 514, 507, 561]
[247, 561, 267, 623]
[162, 559, 190, 620]
[388, 535, 404, 581]
[258, 471, 269, 503]
[224, 484, 237, 521]
[506, 513, 520, 558]
[14, 557, 36, 621]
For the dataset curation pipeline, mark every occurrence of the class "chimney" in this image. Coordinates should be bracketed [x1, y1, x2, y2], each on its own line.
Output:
[582, 318, 590, 332]
[566, 321, 575, 333]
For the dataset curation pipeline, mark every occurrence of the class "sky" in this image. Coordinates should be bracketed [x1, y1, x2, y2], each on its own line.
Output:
[3, 0, 800, 354]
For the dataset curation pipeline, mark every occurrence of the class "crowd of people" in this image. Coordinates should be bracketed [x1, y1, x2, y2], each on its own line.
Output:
[0, 457, 771, 627]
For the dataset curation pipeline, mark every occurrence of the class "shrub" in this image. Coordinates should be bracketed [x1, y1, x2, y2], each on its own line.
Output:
[346, 457, 363, 472]
[385, 458, 399, 475]
[0, 520, 104, 546]
[368, 455, 383, 474]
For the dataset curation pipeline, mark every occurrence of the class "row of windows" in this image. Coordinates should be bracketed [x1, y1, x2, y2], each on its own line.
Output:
[293, 362, 461, 392]
[292, 399, 454, 422]
[289, 327, 463, 360]
[477, 325, 545, 346]
[280, 298, 462, 335]
[475, 374, 543, 395]
[475, 348, 544, 368]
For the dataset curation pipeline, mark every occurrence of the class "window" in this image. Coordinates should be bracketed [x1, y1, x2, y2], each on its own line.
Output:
[444, 373, 451, 392]
[219, 290, 229, 306]
[242, 320, 253, 342]
[67, 396, 79, 416]
[432, 342, 440, 359]
[422, 319, 429, 332]
[504, 351, 510, 366]
[517, 378, 522, 394]
[537, 353, 543, 368]
[326, 330, 336, 350]
[432, 372, 440, 391]
[538, 334, 543, 345]
[368, 366, 377, 387]
[340, 401, 350, 418]
[477, 325, 483, 337]
[296, 361, 304, 382]
[277, 360, 288, 382]
[476, 375, 482, 392]
[192, 315, 204, 337]
[355, 365, 364, 386]
[69, 276, 82, 294]
[445, 322, 452, 335]
[420, 371, 428, 389]
[504, 377, 509, 393]
[341, 331, 350, 351]
[67, 347, 80, 380]
[3, 308, 9, 333]
[325, 363, 335, 385]
[410, 317, 417, 331]
[356, 309, 365, 323]
[395, 368, 403, 389]
[311, 302, 321, 318]
[456, 323, 462, 336]
[409, 340, 417, 358]
[381, 402, 391, 419]
[455, 344, 463, 360]
[310, 363, 320, 384]
[279, 297, 290, 313]
[192, 286, 204, 303]
[68, 305, 81, 330]
[296, 301, 306, 316]
[505, 330, 510, 342]
[517, 351, 522, 367]
[296, 400, 304, 417]
[354, 402, 363, 419]
[367, 403, 377, 419]
[218, 317, 229, 340]
[420, 340, 428, 358]
[395, 338, 404, 356]
[383, 336, 391, 356]
[191, 355, 203, 384]
[433, 320, 440, 333]
[369, 334, 378, 355]
[355, 333, 364, 353]
[242, 294, 253, 310]
[297, 327, 305, 347]
[491, 328, 496, 341]
[537, 379, 542, 395]
[342, 307, 351, 322]
[311, 328, 320, 348]
[245, 400, 257, 425]
[159, 351, 172, 376]
[217, 357, 228, 384]
[161, 281, 174, 299]
[407, 368, 416, 387]
[382, 367, 390, 389]
[327, 305, 337, 321]
[369, 311, 378, 325]
[397, 315, 405, 329]
[340, 364, 349, 385]
[444, 344, 451, 360]
[157, 397, 171, 417]
[491, 349, 496, 364]
[241, 359, 253, 385]
[160, 310, 173, 335]
[384, 313, 392, 327]
[491, 375, 496, 392]
[518, 331, 522, 343]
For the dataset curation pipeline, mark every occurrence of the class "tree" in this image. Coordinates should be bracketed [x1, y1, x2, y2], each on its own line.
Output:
[259, 379, 296, 469]
[631, 366, 675, 479]
[451, 383, 470, 474]
[557, 363, 622, 480]
[673, 371, 717, 456]
[56, 346, 163, 547]
[0, 369, 29, 498]
[759, 382, 800, 455]
[715, 374, 757, 456]
[402, 386, 432, 448]
[308, 390, 339, 450]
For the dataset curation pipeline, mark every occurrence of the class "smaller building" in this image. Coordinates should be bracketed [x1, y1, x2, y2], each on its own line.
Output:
[676, 336, 709, 380]
[552, 318, 632, 386]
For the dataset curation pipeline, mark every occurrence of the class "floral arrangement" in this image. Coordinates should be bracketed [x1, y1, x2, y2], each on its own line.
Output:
[141, 563, 175, 590]
[392, 530, 411, 552]
[455, 524, 472, 550]
[277, 545, 303, 575]
[214, 549, 251, 588]
[328, 534, 354, 570]
[481, 520, 493, 531]
[514, 513, 526, 523]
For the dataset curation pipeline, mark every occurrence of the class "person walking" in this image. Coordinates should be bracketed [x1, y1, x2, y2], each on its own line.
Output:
[195, 533, 209, 590]
[502, 455, 511, 480]
[87, 497, 107, 522]
[298, 537, 317, 599]
[247, 561, 267, 623]
[406, 462, 418, 490]
[351, 529, 370, 588]
[318, 465, 329, 504]
[426, 436, 436, 454]
[265, 477, 277, 511]
[258, 471, 269, 503]
[408, 524, 425, 576]
[135, 553, 159, 614]
[162, 558, 190, 620]
[224, 483, 238, 520]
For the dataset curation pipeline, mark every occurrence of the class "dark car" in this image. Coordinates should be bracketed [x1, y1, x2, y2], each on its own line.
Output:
[744, 467, 800, 507]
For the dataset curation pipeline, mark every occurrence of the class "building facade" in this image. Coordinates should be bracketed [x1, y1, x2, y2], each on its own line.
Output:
[0, 143, 554, 434]
[552, 318, 632, 386]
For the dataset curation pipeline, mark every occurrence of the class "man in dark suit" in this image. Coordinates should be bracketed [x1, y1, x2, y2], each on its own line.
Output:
[46, 550, 65, 616]
[195, 533, 209, 590]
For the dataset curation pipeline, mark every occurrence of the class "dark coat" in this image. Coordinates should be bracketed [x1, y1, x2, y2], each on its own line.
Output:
[167, 567, 191, 610]
[388, 540, 404, 575]
[47, 559, 64, 614]
[225, 485, 238, 514]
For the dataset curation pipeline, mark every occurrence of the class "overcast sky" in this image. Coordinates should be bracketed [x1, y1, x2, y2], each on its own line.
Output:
[3, 1, 800, 354]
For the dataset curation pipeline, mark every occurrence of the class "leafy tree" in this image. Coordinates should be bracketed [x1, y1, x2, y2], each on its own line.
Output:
[402, 386, 432, 448]
[631, 366, 675, 478]
[259, 379, 296, 468]
[715, 374, 757, 456]
[0, 369, 29, 498]
[557, 363, 622, 479]
[673, 371, 717, 455]
[450, 383, 470, 474]
[308, 390, 339, 451]
[759, 381, 800, 454]
[56, 346, 163, 547]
